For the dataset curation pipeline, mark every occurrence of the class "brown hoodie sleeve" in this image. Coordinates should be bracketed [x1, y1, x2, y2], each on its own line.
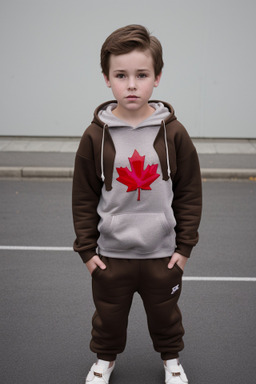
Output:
[72, 130, 103, 263]
[171, 125, 202, 258]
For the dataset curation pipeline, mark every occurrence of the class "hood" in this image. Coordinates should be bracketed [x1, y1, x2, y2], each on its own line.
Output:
[97, 101, 171, 129]
[91, 100, 177, 128]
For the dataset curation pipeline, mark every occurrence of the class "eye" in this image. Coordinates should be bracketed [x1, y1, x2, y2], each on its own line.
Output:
[116, 73, 126, 79]
[137, 73, 147, 78]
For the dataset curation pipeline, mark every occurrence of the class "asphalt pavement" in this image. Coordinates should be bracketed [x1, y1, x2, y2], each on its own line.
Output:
[0, 136, 256, 179]
[0, 178, 256, 384]
[0, 137, 256, 383]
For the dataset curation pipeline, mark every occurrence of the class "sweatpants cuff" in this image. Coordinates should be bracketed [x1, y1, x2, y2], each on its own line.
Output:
[161, 352, 179, 360]
[97, 353, 117, 362]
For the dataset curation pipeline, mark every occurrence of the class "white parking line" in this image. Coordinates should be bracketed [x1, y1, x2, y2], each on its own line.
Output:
[0, 245, 256, 282]
[0, 245, 72, 251]
[183, 277, 256, 282]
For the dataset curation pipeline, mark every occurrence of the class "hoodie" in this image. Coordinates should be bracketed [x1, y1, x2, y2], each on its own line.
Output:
[96, 101, 175, 258]
[72, 100, 202, 263]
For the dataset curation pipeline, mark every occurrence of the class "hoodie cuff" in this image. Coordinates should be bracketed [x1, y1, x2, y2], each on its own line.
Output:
[175, 243, 193, 258]
[79, 249, 97, 263]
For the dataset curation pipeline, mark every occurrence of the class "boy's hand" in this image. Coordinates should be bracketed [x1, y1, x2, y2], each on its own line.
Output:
[86, 255, 106, 275]
[168, 252, 188, 271]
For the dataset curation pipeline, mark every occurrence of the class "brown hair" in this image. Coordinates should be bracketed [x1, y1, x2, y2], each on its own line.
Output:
[100, 24, 164, 77]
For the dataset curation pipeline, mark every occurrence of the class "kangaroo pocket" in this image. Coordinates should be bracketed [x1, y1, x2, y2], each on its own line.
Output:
[98, 212, 176, 254]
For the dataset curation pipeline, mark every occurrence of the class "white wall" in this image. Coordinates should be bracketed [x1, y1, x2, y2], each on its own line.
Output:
[1, 0, 255, 138]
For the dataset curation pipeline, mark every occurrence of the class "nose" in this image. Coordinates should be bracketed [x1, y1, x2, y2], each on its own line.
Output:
[128, 76, 136, 90]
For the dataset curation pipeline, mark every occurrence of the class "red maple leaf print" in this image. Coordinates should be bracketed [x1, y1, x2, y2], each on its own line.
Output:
[116, 150, 160, 201]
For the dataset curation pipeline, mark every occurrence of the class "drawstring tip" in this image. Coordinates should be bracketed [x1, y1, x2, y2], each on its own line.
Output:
[101, 174, 105, 182]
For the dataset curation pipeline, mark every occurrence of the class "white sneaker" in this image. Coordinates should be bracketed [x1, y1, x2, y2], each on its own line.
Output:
[164, 360, 188, 384]
[85, 361, 115, 384]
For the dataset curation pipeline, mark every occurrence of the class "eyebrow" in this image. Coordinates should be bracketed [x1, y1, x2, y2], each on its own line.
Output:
[113, 69, 151, 73]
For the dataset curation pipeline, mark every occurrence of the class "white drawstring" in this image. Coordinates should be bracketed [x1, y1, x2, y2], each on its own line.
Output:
[163, 120, 171, 178]
[101, 124, 106, 182]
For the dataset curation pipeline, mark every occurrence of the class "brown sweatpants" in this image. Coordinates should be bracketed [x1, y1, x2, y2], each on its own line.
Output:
[90, 256, 184, 361]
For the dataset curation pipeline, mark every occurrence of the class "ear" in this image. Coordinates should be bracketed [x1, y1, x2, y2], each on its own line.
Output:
[154, 72, 162, 87]
[103, 74, 111, 88]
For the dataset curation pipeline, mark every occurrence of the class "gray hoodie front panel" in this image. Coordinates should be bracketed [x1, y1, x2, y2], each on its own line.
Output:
[97, 103, 176, 259]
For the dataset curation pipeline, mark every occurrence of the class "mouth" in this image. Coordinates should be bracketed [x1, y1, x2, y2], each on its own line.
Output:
[126, 95, 139, 100]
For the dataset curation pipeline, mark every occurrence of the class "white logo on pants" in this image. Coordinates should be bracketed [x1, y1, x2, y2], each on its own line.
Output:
[171, 284, 180, 295]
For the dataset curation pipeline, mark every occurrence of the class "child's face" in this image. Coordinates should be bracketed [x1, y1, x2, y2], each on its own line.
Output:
[104, 49, 161, 119]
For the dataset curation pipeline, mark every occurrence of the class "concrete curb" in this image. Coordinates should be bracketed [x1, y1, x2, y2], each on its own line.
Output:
[201, 168, 256, 180]
[1, 166, 256, 180]
[0, 166, 74, 178]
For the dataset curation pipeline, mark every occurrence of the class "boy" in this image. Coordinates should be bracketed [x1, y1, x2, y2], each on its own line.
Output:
[72, 24, 202, 384]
